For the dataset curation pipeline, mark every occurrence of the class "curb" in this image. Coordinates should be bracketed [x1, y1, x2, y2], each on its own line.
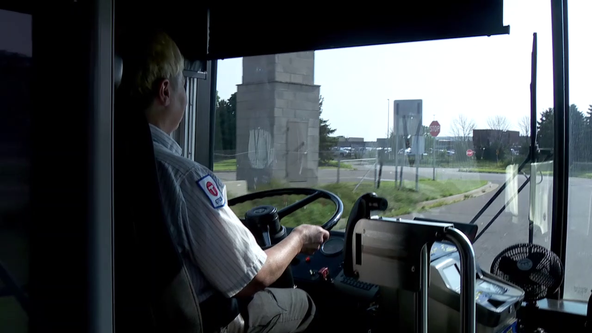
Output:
[458, 169, 506, 174]
[416, 181, 498, 209]
[333, 181, 498, 231]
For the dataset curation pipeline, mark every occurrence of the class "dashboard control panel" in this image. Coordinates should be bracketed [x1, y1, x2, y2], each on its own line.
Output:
[292, 231, 523, 316]
[291, 230, 345, 285]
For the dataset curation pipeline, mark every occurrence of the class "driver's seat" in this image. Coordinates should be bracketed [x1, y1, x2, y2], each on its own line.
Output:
[113, 50, 203, 333]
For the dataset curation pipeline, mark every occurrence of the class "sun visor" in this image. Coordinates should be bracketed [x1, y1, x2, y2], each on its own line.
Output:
[115, 1, 508, 61]
[207, 2, 509, 60]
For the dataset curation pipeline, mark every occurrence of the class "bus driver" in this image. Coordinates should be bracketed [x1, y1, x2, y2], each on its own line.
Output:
[121, 31, 329, 333]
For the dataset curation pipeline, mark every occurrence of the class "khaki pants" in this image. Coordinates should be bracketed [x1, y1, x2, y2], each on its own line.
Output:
[220, 288, 315, 333]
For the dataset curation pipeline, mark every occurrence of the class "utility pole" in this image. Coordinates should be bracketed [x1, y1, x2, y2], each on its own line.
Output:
[387, 99, 390, 137]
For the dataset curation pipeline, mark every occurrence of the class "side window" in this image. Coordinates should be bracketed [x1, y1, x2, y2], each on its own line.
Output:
[0, 8, 32, 333]
[564, 1, 592, 301]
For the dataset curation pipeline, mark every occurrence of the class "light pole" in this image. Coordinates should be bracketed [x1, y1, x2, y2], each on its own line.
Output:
[387, 99, 390, 138]
[433, 114, 436, 181]
[387, 99, 390, 159]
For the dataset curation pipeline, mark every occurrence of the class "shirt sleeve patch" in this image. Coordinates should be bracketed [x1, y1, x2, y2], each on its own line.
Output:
[196, 175, 226, 209]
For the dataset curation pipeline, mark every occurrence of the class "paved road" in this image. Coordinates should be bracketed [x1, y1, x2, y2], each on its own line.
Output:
[217, 165, 592, 301]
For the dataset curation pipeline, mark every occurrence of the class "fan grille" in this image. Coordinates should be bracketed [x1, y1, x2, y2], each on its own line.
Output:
[490, 243, 564, 302]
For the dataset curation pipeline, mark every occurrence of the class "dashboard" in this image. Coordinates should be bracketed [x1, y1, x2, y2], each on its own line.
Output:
[291, 230, 459, 286]
[291, 223, 524, 332]
[290, 228, 523, 328]
[291, 230, 346, 285]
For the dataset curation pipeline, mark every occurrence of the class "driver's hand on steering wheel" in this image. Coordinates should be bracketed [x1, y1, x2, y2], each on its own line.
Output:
[293, 224, 330, 255]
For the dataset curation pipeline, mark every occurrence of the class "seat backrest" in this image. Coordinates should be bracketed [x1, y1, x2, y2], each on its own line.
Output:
[113, 51, 203, 333]
[0, 260, 29, 315]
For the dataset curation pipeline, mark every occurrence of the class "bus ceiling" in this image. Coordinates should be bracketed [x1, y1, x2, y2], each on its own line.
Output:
[115, 1, 509, 62]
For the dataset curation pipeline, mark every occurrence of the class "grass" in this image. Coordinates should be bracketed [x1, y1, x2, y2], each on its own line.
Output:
[215, 159, 355, 172]
[214, 159, 238, 172]
[459, 167, 509, 174]
[228, 179, 487, 228]
[319, 160, 354, 170]
[459, 167, 556, 176]
[455, 160, 524, 173]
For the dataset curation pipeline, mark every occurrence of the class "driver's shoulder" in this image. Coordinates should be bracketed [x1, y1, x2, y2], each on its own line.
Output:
[154, 150, 223, 188]
[182, 162, 222, 185]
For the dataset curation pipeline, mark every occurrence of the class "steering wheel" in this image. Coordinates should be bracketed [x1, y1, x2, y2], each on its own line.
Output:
[229, 187, 344, 231]
[228, 188, 344, 288]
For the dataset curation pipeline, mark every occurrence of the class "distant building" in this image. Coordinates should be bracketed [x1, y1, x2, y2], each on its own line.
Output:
[336, 136, 365, 148]
[365, 141, 378, 148]
[435, 138, 454, 151]
[376, 138, 388, 148]
[473, 129, 520, 149]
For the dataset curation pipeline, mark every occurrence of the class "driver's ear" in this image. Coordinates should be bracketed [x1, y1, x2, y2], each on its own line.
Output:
[157, 79, 172, 106]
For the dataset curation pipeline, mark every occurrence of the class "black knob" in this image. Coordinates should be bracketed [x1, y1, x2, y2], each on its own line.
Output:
[245, 205, 279, 229]
[244, 205, 286, 246]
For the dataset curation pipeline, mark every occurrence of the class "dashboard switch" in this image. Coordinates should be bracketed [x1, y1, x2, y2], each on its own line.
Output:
[305, 256, 311, 263]
[318, 267, 329, 281]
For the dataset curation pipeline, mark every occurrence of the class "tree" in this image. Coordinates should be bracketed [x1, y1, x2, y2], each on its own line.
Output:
[318, 96, 338, 165]
[569, 105, 586, 163]
[483, 115, 512, 162]
[586, 105, 592, 125]
[518, 115, 530, 137]
[450, 114, 476, 142]
[214, 92, 237, 152]
[517, 115, 531, 155]
[487, 115, 511, 131]
[586, 105, 592, 156]
[537, 104, 586, 163]
[450, 114, 476, 161]
[537, 108, 554, 150]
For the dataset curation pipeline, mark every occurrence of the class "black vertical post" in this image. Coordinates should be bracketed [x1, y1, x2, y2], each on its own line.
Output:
[208, 60, 218, 171]
[550, 0, 569, 300]
[394, 104, 399, 189]
[528, 33, 537, 244]
[530, 33, 538, 162]
[337, 155, 340, 183]
[377, 159, 383, 189]
[32, 0, 110, 331]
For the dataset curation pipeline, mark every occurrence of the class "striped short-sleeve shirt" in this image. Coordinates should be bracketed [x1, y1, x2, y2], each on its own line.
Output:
[149, 124, 267, 302]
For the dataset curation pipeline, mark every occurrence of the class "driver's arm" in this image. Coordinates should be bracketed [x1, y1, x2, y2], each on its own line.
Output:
[236, 228, 304, 297]
[178, 170, 303, 298]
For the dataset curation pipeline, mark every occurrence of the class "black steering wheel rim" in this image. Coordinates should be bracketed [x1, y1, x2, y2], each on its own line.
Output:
[228, 187, 344, 230]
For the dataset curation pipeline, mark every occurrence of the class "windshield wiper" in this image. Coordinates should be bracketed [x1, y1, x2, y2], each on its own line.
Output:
[470, 152, 532, 226]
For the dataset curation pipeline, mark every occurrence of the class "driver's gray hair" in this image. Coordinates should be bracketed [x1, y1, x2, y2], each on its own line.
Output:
[129, 32, 184, 100]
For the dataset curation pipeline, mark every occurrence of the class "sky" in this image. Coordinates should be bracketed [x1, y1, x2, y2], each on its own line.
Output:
[216, 0, 592, 141]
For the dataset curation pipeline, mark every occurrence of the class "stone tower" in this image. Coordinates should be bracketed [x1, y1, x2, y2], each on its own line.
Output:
[236, 52, 320, 189]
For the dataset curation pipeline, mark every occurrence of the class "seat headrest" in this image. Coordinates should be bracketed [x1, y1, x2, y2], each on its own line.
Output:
[114, 53, 123, 89]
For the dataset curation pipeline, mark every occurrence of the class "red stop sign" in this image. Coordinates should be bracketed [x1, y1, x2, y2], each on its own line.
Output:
[466, 149, 474, 157]
[429, 121, 440, 137]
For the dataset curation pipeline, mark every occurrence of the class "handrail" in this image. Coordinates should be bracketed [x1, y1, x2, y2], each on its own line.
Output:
[444, 227, 477, 333]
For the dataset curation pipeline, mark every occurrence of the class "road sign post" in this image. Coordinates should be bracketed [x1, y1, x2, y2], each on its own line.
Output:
[466, 149, 474, 170]
[394, 100, 423, 190]
[429, 120, 440, 181]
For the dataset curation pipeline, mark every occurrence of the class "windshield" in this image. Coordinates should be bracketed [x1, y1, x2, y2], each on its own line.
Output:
[206, 0, 592, 302]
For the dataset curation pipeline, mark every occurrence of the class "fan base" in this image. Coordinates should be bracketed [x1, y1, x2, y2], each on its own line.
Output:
[519, 302, 547, 333]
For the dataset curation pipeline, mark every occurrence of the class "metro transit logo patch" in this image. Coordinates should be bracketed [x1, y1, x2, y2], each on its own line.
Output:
[197, 175, 225, 209]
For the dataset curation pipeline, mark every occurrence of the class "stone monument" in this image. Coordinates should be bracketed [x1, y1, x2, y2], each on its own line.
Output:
[236, 52, 320, 190]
